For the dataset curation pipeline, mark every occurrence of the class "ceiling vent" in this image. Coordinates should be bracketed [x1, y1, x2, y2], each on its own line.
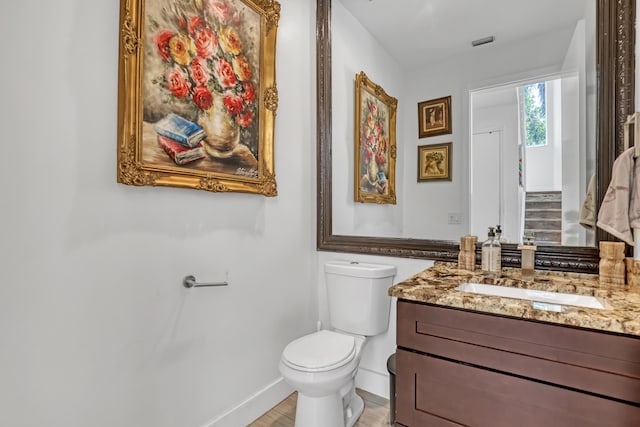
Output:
[471, 36, 495, 47]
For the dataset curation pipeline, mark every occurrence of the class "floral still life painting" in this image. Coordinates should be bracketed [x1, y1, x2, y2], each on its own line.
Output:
[418, 142, 452, 182]
[354, 71, 397, 204]
[117, 0, 280, 195]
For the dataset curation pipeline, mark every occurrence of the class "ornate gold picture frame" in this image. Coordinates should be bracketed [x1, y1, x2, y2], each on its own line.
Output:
[117, 0, 280, 195]
[354, 71, 397, 204]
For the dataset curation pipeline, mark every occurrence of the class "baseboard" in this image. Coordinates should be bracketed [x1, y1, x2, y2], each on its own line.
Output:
[355, 367, 390, 400]
[204, 377, 294, 427]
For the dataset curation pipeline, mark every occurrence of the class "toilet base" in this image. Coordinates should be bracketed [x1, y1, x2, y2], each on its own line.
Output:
[344, 392, 364, 427]
[294, 392, 343, 427]
[293, 386, 364, 427]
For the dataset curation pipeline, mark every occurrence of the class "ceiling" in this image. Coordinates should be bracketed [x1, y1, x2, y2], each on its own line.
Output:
[338, 0, 591, 68]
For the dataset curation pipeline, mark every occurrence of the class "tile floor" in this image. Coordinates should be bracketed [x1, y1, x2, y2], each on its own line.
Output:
[248, 388, 390, 427]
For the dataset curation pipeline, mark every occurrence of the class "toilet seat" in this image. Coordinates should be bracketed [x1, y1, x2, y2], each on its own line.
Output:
[282, 330, 356, 372]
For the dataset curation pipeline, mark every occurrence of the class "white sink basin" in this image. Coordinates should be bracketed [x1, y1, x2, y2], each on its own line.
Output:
[456, 283, 609, 310]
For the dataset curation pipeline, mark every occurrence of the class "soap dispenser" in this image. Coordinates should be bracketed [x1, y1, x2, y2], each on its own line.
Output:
[495, 224, 504, 243]
[481, 227, 501, 277]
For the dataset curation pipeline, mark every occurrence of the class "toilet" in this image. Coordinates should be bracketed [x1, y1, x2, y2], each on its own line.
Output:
[279, 261, 396, 427]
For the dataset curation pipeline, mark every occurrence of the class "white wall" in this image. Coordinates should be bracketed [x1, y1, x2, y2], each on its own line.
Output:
[0, 1, 317, 426]
[332, 0, 406, 237]
[560, 19, 588, 246]
[472, 94, 521, 243]
[560, 75, 583, 245]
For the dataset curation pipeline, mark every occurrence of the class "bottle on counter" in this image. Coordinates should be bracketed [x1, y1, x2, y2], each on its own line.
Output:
[495, 224, 506, 243]
[482, 227, 501, 277]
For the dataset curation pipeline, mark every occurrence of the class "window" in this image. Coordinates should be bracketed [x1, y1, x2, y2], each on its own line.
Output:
[523, 82, 547, 147]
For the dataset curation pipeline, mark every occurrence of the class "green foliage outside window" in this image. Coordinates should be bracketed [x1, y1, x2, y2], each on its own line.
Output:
[524, 82, 547, 147]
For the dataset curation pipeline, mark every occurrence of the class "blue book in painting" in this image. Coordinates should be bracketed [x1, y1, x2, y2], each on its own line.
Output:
[154, 113, 206, 147]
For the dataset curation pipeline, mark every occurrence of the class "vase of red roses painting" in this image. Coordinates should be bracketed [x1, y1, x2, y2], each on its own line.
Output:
[152, 0, 258, 159]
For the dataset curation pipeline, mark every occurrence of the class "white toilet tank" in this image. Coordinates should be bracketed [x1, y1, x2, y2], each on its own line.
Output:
[325, 261, 397, 336]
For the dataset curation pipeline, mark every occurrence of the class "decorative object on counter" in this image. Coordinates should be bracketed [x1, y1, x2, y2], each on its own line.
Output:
[517, 232, 537, 282]
[116, 0, 280, 196]
[481, 227, 501, 277]
[417, 142, 452, 182]
[417, 95, 451, 138]
[625, 257, 640, 292]
[458, 235, 477, 271]
[599, 241, 626, 286]
[354, 71, 397, 204]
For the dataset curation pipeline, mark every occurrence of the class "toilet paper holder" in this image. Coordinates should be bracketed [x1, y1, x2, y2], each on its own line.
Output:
[183, 275, 229, 288]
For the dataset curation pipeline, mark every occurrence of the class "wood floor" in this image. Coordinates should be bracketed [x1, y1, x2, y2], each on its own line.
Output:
[248, 389, 390, 427]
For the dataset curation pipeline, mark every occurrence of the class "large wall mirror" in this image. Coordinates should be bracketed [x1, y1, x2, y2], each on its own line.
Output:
[317, 0, 636, 272]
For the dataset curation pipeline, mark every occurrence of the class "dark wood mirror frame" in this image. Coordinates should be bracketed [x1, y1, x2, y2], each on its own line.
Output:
[317, 0, 635, 273]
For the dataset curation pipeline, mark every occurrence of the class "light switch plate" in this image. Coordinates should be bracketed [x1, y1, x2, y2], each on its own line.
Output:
[447, 213, 462, 225]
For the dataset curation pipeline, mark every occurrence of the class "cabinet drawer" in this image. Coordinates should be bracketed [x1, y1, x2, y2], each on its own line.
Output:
[396, 349, 640, 427]
[397, 300, 640, 403]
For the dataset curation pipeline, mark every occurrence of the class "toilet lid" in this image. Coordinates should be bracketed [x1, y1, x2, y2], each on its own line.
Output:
[282, 330, 356, 372]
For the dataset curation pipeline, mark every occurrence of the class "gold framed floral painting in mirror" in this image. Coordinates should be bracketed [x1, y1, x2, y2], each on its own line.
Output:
[418, 142, 452, 182]
[117, 0, 280, 196]
[417, 96, 451, 138]
[354, 71, 397, 204]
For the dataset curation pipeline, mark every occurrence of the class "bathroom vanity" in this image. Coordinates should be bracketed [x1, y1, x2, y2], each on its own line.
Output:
[389, 263, 640, 426]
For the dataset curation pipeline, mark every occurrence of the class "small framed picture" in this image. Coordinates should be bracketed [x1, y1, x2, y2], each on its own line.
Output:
[417, 96, 452, 138]
[418, 143, 452, 182]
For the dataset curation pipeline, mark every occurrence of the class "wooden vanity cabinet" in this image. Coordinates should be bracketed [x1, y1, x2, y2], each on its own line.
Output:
[395, 300, 640, 427]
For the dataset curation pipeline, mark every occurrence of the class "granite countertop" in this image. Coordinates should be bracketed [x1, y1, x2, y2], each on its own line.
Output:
[389, 262, 640, 336]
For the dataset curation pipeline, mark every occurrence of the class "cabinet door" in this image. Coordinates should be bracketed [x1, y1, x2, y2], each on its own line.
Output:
[396, 349, 640, 427]
[397, 301, 640, 403]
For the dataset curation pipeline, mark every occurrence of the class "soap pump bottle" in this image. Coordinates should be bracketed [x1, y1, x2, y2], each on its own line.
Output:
[482, 227, 502, 277]
[492, 228, 502, 276]
[495, 224, 504, 243]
